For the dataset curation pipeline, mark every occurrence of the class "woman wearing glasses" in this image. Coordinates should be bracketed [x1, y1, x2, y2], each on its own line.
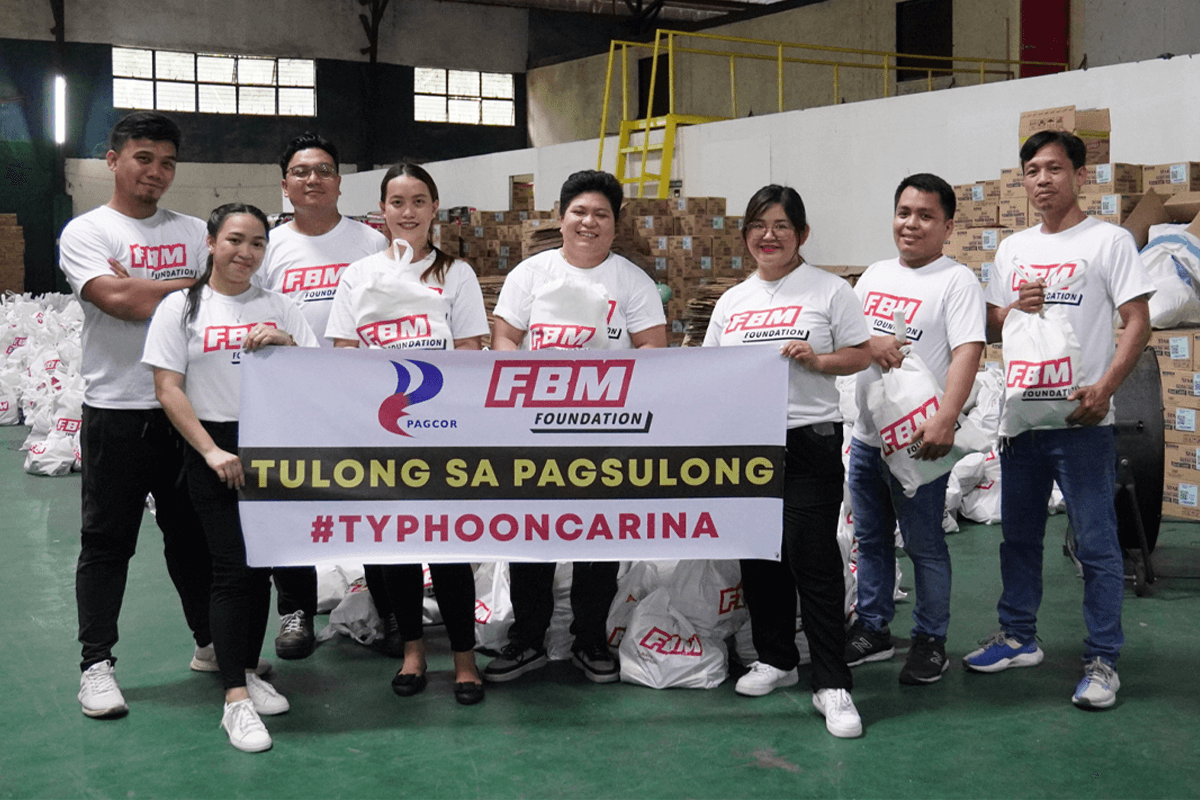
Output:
[704, 185, 871, 738]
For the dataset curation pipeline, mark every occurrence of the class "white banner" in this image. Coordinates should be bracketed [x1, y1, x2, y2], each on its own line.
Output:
[237, 346, 788, 566]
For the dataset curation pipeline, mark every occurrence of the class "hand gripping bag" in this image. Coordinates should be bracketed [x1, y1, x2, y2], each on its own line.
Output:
[998, 263, 1086, 437]
[619, 588, 727, 689]
[526, 274, 611, 351]
[865, 345, 991, 497]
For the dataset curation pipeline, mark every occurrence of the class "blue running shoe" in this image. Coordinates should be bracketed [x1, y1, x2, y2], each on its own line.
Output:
[962, 631, 1043, 673]
[1073, 658, 1119, 709]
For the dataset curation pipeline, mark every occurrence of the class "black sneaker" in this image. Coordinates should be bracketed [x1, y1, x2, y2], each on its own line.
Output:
[482, 643, 548, 683]
[899, 634, 950, 685]
[571, 643, 620, 684]
[275, 610, 316, 660]
[844, 623, 895, 666]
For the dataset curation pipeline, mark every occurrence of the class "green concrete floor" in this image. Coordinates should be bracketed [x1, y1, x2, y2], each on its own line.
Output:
[2, 423, 1199, 800]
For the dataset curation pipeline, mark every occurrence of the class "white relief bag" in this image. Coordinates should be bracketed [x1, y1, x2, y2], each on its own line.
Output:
[619, 588, 727, 689]
[526, 269, 611, 350]
[473, 561, 515, 652]
[665, 559, 747, 640]
[344, 240, 453, 349]
[998, 263, 1087, 437]
[605, 560, 676, 651]
[865, 313, 991, 497]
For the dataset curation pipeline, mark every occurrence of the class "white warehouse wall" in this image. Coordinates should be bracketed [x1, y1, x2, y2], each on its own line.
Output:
[383, 54, 1199, 269]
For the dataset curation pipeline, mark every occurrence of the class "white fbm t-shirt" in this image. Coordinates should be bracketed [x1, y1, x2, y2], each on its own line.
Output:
[984, 216, 1154, 428]
[256, 217, 388, 345]
[59, 204, 208, 409]
[325, 250, 489, 350]
[493, 249, 666, 350]
[704, 263, 870, 428]
[141, 285, 319, 421]
[852, 255, 986, 446]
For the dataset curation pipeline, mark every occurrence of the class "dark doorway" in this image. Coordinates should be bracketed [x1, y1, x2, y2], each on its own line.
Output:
[895, 0, 953, 82]
[1020, 0, 1070, 77]
[638, 55, 669, 119]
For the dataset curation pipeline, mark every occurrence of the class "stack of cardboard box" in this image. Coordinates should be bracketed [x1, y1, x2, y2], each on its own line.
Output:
[1153, 330, 1200, 520]
[0, 215, 24, 293]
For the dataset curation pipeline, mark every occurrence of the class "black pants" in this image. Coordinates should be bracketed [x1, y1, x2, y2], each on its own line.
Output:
[76, 405, 212, 671]
[507, 561, 618, 651]
[272, 566, 317, 618]
[364, 563, 476, 652]
[740, 424, 852, 692]
[184, 421, 272, 691]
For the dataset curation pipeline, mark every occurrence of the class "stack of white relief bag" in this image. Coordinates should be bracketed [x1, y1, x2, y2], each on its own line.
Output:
[0, 293, 85, 476]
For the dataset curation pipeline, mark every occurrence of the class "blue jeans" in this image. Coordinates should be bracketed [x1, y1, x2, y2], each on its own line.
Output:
[847, 438, 952, 641]
[997, 426, 1124, 663]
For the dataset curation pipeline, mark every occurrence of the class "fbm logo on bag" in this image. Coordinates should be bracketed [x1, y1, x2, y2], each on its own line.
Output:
[638, 627, 703, 657]
[474, 599, 492, 624]
[485, 359, 634, 408]
[1007, 357, 1075, 398]
[203, 322, 277, 352]
[281, 263, 348, 295]
[879, 397, 940, 456]
[358, 315, 432, 347]
[528, 324, 595, 350]
[130, 243, 188, 276]
[56, 418, 81, 433]
[719, 582, 745, 614]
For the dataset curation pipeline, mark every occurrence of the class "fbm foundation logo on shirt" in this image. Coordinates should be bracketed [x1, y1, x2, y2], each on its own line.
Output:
[131, 243, 192, 279]
[1011, 261, 1086, 306]
[281, 263, 349, 301]
[862, 292, 924, 340]
[484, 358, 652, 434]
[1006, 357, 1077, 400]
[724, 306, 809, 343]
[203, 323, 278, 364]
[378, 359, 451, 437]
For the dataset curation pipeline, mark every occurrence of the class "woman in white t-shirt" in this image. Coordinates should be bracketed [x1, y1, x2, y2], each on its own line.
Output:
[703, 185, 871, 738]
[326, 163, 489, 706]
[142, 204, 318, 753]
[482, 170, 666, 686]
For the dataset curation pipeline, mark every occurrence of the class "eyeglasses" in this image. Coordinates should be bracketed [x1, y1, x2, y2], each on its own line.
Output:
[745, 221, 795, 236]
[287, 163, 338, 180]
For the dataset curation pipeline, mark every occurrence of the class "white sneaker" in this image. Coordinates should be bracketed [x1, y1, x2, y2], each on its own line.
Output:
[245, 673, 290, 716]
[735, 661, 799, 697]
[812, 688, 863, 738]
[220, 698, 272, 753]
[79, 660, 128, 718]
[1073, 658, 1120, 709]
[190, 644, 272, 677]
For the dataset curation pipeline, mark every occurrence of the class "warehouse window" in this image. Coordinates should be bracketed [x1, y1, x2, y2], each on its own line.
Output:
[414, 68, 514, 126]
[112, 47, 316, 116]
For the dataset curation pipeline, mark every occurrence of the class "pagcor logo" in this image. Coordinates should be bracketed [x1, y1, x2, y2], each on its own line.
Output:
[378, 359, 444, 437]
[485, 359, 634, 408]
[638, 627, 703, 657]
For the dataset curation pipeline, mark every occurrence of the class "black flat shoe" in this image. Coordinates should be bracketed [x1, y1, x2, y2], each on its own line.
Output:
[453, 681, 485, 706]
[391, 671, 427, 697]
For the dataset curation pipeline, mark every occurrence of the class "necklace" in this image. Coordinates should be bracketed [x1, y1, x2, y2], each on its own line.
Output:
[758, 259, 801, 302]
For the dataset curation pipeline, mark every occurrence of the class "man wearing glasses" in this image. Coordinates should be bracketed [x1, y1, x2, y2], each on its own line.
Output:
[256, 133, 388, 660]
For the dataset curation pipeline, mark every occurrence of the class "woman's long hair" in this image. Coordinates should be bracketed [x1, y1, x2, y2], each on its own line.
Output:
[379, 162, 454, 285]
[183, 203, 270, 325]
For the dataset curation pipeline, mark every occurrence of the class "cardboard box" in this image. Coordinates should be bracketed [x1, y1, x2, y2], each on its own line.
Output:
[677, 215, 730, 236]
[1165, 443, 1200, 480]
[1122, 190, 1200, 249]
[1082, 163, 1143, 195]
[622, 198, 672, 217]
[1163, 476, 1200, 520]
[955, 200, 1000, 228]
[999, 168, 1025, 200]
[1164, 404, 1200, 435]
[1148, 329, 1195, 370]
[953, 183, 976, 205]
[1080, 193, 1142, 225]
[633, 215, 676, 237]
[1143, 163, 1200, 196]
[998, 198, 1031, 229]
[1161, 369, 1200, 410]
[1018, 105, 1111, 165]
[667, 235, 713, 257]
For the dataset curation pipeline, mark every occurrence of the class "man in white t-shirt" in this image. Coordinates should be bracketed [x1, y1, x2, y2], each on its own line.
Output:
[59, 112, 215, 719]
[964, 131, 1153, 711]
[256, 133, 388, 660]
[843, 174, 985, 685]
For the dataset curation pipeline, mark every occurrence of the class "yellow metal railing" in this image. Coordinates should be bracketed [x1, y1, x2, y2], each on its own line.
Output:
[598, 28, 1069, 173]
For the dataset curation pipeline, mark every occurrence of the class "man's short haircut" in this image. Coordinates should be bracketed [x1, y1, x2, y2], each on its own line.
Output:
[1020, 130, 1087, 171]
[894, 173, 956, 220]
[559, 170, 624, 224]
[109, 111, 182, 155]
[278, 132, 340, 176]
